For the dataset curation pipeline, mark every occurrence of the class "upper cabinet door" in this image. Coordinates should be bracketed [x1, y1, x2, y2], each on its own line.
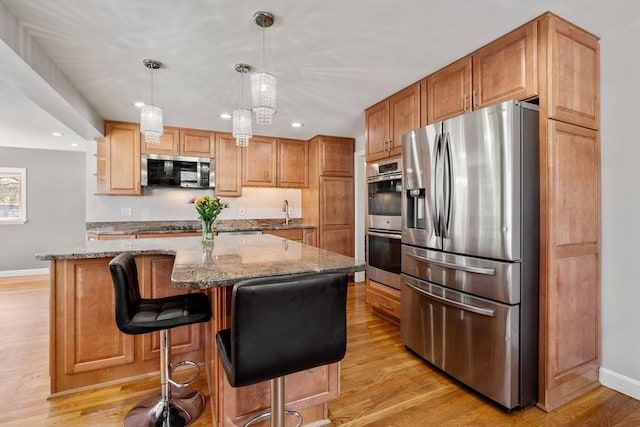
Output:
[104, 122, 141, 195]
[427, 56, 473, 124]
[388, 82, 421, 158]
[141, 127, 180, 155]
[365, 99, 389, 162]
[473, 22, 538, 109]
[242, 136, 278, 187]
[543, 15, 600, 130]
[180, 129, 215, 157]
[318, 136, 354, 177]
[215, 133, 242, 197]
[278, 138, 308, 188]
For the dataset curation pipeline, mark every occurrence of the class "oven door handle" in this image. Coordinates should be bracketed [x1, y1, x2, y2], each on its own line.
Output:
[407, 252, 496, 276]
[405, 281, 495, 317]
[367, 173, 402, 183]
[366, 230, 402, 240]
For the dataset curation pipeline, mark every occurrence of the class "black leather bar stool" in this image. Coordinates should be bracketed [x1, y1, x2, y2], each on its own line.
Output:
[216, 272, 348, 427]
[109, 252, 212, 427]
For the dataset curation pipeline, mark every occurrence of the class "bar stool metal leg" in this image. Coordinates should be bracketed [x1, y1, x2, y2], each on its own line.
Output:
[244, 377, 302, 427]
[123, 330, 206, 427]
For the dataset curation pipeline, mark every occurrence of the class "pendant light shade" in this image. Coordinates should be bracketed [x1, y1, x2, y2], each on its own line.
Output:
[251, 11, 277, 126]
[232, 108, 252, 147]
[140, 104, 163, 144]
[140, 59, 164, 144]
[232, 63, 252, 146]
[251, 71, 277, 125]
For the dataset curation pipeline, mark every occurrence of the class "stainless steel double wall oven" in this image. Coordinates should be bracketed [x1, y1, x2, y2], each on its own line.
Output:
[366, 158, 402, 290]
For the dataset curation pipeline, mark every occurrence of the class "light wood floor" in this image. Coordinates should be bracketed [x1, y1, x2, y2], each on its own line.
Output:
[1, 275, 640, 426]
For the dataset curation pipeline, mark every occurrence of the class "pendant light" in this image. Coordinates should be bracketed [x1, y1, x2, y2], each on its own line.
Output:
[232, 64, 253, 147]
[140, 59, 163, 144]
[251, 11, 277, 125]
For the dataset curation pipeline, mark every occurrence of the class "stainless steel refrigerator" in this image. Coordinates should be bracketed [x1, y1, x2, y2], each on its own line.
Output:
[401, 100, 539, 409]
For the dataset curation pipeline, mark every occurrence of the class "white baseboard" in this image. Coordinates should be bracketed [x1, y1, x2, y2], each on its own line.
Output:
[0, 268, 49, 278]
[600, 367, 640, 401]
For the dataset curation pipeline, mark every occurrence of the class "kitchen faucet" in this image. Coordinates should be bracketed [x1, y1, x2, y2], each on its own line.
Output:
[282, 200, 290, 225]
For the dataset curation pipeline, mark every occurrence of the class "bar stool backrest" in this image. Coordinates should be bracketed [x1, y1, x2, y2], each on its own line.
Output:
[228, 273, 348, 387]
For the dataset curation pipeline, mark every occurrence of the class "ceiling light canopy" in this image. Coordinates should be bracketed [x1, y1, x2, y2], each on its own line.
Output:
[251, 11, 277, 126]
[140, 59, 163, 144]
[232, 63, 253, 147]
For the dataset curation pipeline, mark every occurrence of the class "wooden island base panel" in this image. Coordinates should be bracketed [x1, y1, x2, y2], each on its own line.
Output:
[37, 234, 364, 426]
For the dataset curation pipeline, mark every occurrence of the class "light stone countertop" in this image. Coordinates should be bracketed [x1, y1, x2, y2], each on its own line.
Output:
[36, 234, 364, 289]
[86, 219, 315, 236]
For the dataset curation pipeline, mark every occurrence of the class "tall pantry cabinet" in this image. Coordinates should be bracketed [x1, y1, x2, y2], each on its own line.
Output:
[536, 13, 600, 411]
[302, 135, 355, 257]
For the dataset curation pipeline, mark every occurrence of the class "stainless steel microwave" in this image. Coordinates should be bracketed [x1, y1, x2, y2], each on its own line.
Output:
[141, 154, 215, 189]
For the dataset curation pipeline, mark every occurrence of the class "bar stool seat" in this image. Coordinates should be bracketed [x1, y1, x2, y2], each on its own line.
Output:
[109, 252, 211, 427]
[216, 272, 348, 427]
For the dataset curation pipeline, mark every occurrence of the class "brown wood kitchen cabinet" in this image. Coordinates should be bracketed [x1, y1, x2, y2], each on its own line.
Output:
[263, 228, 317, 246]
[49, 254, 204, 394]
[365, 278, 400, 324]
[278, 138, 309, 188]
[242, 135, 278, 187]
[302, 135, 354, 257]
[141, 127, 215, 157]
[426, 21, 537, 124]
[215, 133, 243, 197]
[365, 82, 421, 162]
[536, 13, 600, 411]
[96, 121, 142, 195]
[241, 137, 308, 188]
[140, 126, 180, 156]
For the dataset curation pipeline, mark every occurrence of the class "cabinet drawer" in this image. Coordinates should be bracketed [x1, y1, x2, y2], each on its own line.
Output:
[365, 281, 401, 320]
[264, 229, 303, 241]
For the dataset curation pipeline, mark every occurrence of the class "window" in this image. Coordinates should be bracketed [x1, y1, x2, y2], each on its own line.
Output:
[0, 167, 27, 224]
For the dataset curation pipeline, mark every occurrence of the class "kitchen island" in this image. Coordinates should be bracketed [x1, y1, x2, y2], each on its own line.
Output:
[36, 234, 364, 426]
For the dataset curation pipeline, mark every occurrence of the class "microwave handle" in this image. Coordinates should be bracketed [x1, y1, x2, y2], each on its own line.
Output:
[405, 281, 495, 317]
[406, 251, 496, 276]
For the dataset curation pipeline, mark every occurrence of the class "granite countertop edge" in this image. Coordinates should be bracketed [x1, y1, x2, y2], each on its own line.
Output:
[86, 219, 316, 235]
[35, 234, 366, 289]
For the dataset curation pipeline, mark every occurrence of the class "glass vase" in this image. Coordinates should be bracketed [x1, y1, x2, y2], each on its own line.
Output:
[201, 219, 215, 243]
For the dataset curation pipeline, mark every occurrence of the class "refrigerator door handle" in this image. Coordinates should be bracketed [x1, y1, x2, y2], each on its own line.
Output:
[433, 132, 443, 237]
[407, 251, 497, 276]
[441, 132, 453, 238]
[405, 281, 495, 317]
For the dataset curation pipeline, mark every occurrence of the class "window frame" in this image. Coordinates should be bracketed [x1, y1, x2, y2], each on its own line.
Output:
[0, 167, 27, 224]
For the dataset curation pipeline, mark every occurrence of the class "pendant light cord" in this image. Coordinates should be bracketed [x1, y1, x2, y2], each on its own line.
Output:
[262, 27, 266, 70]
[149, 67, 154, 106]
[241, 71, 245, 108]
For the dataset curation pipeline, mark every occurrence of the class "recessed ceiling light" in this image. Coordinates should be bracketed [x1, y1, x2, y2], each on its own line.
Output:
[70, 143, 79, 147]
[291, 122, 304, 128]
[52, 132, 63, 137]
[134, 101, 145, 108]
[220, 113, 232, 119]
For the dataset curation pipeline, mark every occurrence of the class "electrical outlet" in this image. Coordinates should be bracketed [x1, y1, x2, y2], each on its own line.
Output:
[239, 207, 245, 216]
[288, 207, 294, 215]
[120, 207, 132, 217]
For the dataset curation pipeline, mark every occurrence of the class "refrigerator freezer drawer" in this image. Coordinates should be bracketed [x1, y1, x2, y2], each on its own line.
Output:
[401, 275, 520, 409]
[402, 245, 520, 304]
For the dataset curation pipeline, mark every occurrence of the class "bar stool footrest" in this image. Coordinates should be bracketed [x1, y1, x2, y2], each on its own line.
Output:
[169, 360, 201, 388]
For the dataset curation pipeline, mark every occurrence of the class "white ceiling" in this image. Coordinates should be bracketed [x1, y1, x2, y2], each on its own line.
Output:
[0, 0, 639, 152]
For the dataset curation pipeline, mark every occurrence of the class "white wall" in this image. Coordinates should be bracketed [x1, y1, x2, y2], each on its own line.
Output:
[0, 147, 85, 274]
[85, 141, 301, 222]
[599, 21, 640, 399]
[354, 134, 366, 281]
